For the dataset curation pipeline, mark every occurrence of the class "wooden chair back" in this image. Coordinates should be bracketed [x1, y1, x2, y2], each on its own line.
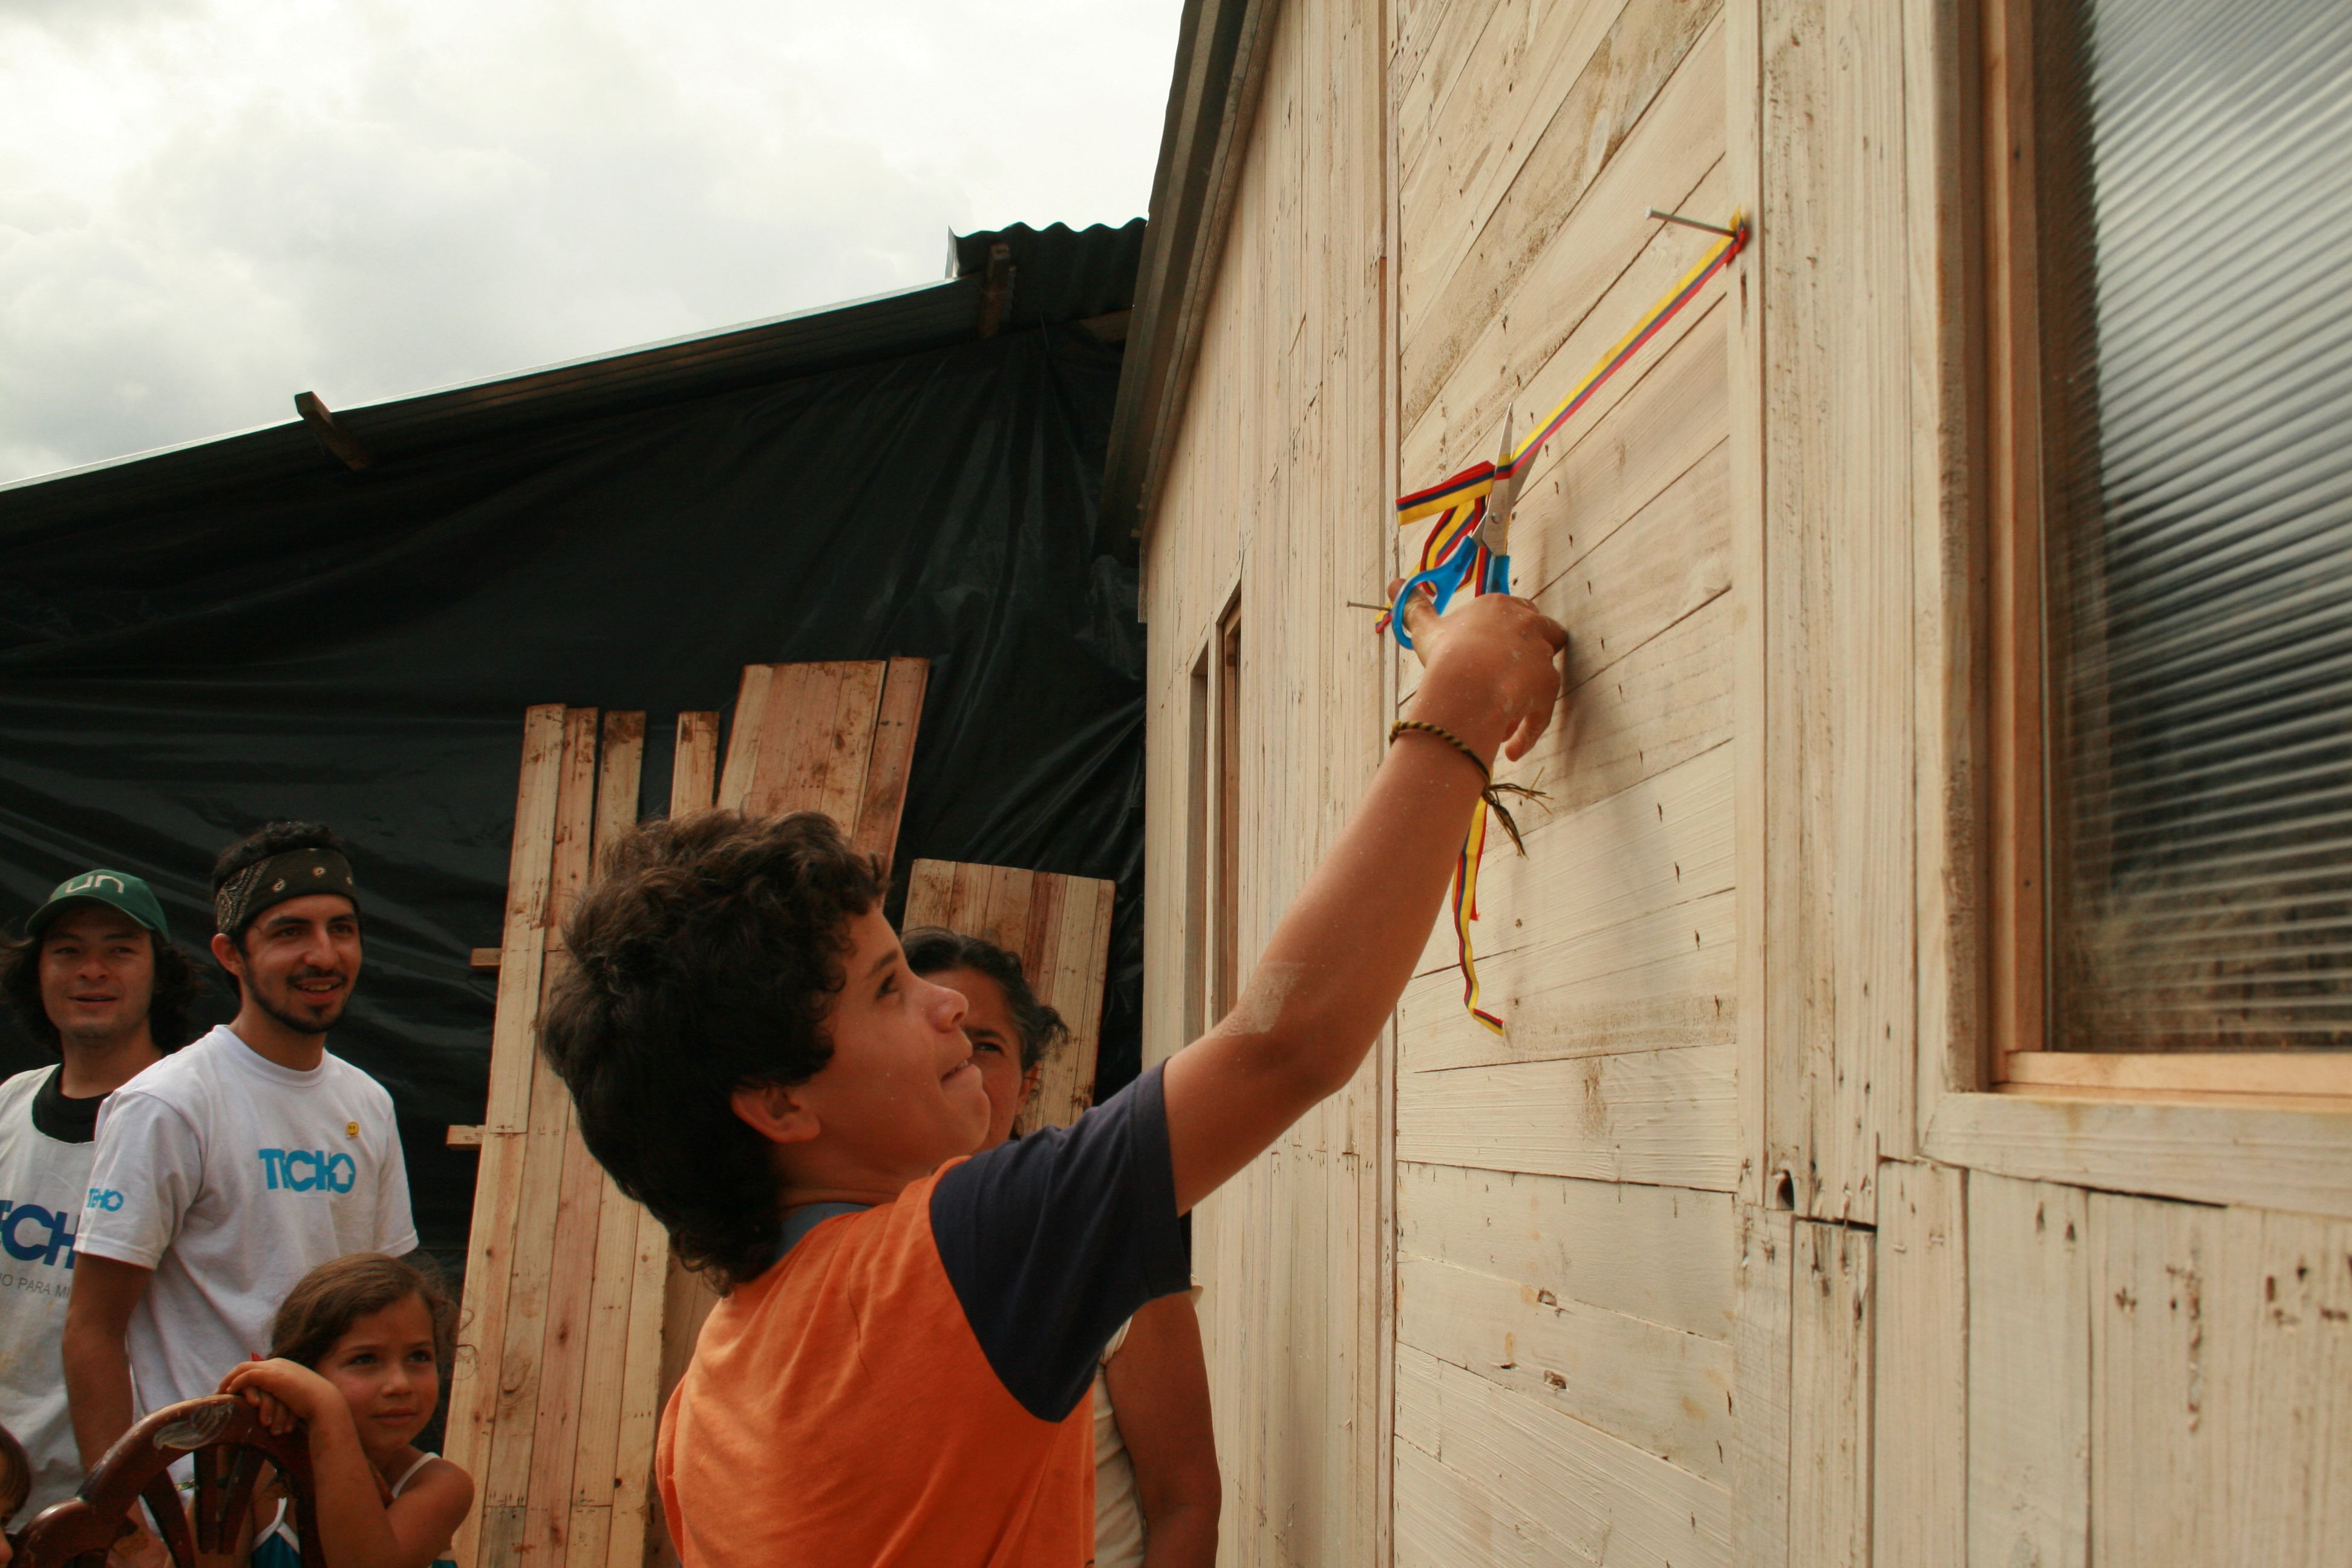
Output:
[15, 1396, 322, 1568]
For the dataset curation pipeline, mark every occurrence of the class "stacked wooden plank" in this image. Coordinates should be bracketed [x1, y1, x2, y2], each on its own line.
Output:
[451, 659, 929, 1568]
[445, 707, 684, 1568]
[902, 858, 1117, 1133]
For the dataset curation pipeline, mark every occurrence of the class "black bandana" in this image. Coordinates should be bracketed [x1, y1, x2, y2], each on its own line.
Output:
[214, 848, 359, 936]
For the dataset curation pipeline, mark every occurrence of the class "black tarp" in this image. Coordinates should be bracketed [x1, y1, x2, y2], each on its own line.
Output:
[0, 320, 1146, 1273]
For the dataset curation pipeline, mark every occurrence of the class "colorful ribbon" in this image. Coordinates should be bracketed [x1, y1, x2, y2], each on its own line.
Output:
[1387, 214, 1747, 1035]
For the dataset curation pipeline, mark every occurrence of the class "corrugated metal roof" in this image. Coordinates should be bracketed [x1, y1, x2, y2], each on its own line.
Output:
[1, 220, 1144, 532]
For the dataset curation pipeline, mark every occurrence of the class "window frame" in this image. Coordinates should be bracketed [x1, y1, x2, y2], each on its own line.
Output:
[1975, 0, 2352, 1104]
[1913, 0, 2352, 1217]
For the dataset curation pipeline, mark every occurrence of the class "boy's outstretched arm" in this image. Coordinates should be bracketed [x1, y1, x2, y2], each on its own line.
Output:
[1161, 589, 1567, 1213]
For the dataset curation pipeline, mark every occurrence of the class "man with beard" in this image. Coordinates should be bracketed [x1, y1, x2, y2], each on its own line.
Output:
[0, 870, 198, 1518]
[63, 823, 416, 1474]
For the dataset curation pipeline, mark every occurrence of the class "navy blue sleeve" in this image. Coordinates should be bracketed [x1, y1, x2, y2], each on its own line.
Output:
[930, 1061, 1191, 1422]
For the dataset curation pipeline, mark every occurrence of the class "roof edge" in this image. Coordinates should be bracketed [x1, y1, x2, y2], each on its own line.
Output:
[1098, 0, 1286, 546]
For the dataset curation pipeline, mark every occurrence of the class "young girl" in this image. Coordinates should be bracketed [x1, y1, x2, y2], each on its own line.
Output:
[216, 1253, 474, 1568]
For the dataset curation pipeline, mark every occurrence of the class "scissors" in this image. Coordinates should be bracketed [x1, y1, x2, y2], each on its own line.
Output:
[1476, 409, 1520, 595]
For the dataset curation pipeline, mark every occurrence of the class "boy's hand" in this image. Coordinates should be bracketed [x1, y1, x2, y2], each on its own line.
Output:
[1391, 580, 1568, 762]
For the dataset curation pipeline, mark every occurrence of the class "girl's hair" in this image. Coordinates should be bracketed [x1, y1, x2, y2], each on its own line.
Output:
[0, 1420, 28, 1524]
[900, 927, 1071, 1072]
[269, 1253, 458, 1386]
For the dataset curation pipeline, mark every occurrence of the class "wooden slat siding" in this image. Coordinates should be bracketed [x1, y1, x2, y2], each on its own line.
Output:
[1400, 0, 1716, 389]
[669, 711, 719, 816]
[1725, 0, 1769, 1215]
[446, 705, 566, 1534]
[811, 660, 888, 828]
[712, 664, 772, 811]
[738, 661, 820, 816]
[1395, 1044, 1739, 1191]
[1788, 1219, 1873, 1568]
[2213, 1206, 2352, 1563]
[1967, 1174, 2089, 1568]
[901, 860, 1116, 1135]
[1873, 1161, 1966, 1568]
[1396, 1162, 1735, 1339]
[1391, 1436, 1563, 1568]
[481, 707, 601, 1557]
[1140, 0, 1388, 1554]
[747, 660, 884, 824]
[2086, 1192, 2215, 1568]
[1398, 301, 1732, 720]
[558, 717, 647, 1556]
[1398, 22, 1728, 496]
[1411, 740, 1733, 979]
[849, 658, 927, 864]
[1400, 887, 1732, 1070]
[644, 707, 721, 1500]
[1397, 1253, 1731, 1481]
[1732, 1206, 1794, 1568]
[604, 1163, 672, 1568]
[1395, 1346, 1730, 1568]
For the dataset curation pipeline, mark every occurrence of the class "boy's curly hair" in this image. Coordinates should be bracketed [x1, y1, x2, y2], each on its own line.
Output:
[540, 809, 883, 1291]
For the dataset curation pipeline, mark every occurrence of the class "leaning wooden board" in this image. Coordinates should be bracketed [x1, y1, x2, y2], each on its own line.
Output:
[901, 859, 1117, 1134]
[450, 658, 927, 1568]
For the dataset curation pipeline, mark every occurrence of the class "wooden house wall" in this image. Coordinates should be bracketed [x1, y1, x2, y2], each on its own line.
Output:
[1141, 1, 2352, 1564]
[1137, 1, 1393, 1563]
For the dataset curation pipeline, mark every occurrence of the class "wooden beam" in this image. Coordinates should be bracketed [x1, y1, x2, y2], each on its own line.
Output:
[293, 390, 371, 471]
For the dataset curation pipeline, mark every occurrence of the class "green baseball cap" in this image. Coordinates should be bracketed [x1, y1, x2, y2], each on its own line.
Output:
[27, 870, 172, 943]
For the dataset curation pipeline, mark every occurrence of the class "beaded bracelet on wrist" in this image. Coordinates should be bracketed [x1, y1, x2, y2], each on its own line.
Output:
[1387, 719, 1549, 854]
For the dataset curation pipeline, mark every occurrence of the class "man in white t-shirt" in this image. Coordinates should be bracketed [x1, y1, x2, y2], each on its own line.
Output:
[61, 822, 416, 1479]
[0, 870, 198, 1521]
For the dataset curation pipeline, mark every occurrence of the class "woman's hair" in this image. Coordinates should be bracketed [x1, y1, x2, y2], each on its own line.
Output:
[900, 927, 1070, 1072]
[269, 1252, 458, 1387]
[540, 809, 884, 1292]
[0, 929, 204, 1055]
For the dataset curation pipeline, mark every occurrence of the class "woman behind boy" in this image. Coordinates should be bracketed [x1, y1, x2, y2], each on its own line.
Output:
[217, 1252, 474, 1568]
[904, 928, 1219, 1568]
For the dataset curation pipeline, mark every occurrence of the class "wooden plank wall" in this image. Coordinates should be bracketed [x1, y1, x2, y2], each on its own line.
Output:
[1137, 0, 1391, 1561]
[1141, 2, 2352, 1564]
[1390, 1, 1739, 1564]
[902, 858, 1117, 1132]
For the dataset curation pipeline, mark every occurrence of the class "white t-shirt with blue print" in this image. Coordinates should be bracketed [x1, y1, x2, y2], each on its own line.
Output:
[0, 1068, 100, 1520]
[78, 1026, 416, 1417]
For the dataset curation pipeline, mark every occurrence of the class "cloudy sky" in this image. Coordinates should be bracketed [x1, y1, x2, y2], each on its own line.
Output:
[0, 0, 1183, 486]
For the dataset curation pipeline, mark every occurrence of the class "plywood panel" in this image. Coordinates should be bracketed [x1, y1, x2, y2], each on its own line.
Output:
[901, 858, 1117, 1132]
[1394, 1161, 1734, 1339]
[1395, 1345, 1730, 1568]
[1874, 1160, 1966, 1568]
[1396, 1043, 1738, 1190]
[1968, 1174, 2089, 1568]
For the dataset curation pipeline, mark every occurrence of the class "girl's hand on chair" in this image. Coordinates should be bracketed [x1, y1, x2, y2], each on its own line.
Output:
[217, 1359, 336, 1436]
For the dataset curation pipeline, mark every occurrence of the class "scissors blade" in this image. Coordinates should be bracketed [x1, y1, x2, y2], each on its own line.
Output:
[1477, 410, 1520, 560]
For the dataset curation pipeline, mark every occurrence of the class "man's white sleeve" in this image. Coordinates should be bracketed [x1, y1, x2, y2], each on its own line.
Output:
[78, 1093, 203, 1269]
[374, 1114, 419, 1258]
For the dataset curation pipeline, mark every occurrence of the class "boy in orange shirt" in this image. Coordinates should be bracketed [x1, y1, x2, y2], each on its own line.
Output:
[540, 589, 1565, 1566]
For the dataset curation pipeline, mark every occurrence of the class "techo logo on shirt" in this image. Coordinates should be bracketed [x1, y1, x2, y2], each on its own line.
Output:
[0, 1201, 78, 1267]
[258, 1149, 359, 1194]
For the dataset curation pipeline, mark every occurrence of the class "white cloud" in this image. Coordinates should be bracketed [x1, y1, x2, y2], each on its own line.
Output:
[0, 0, 1181, 483]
